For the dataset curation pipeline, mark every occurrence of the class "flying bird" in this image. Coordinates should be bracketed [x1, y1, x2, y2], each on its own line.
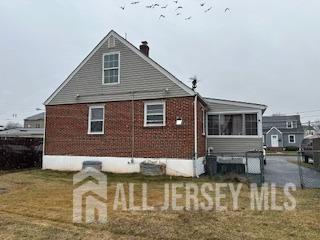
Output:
[131, 1, 140, 4]
[176, 12, 181, 16]
[185, 16, 192, 20]
[161, 4, 168, 9]
[200, 3, 205, 7]
[204, 7, 212, 13]
[173, 0, 178, 4]
[159, 14, 166, 20]
[153, 3, 160, 8]
[176, 6, 183, 11]
[146, 5, 153, 8]
[120, 6, 125, 10]
[225, 8, 230, 12]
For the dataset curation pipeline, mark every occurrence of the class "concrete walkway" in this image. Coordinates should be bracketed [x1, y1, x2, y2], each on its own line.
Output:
[264, 156, 320, 188]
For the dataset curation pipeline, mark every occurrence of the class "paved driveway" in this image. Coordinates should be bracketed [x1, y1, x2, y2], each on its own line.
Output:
[264, 156, 320, 188]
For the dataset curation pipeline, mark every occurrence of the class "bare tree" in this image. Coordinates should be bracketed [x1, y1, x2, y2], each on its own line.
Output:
[5, 122, 22, 130]
[312, 120, 320, 133]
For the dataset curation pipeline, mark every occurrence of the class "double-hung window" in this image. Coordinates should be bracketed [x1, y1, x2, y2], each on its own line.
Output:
[288, 135, 296, 143]
[103, 52, 120, 84]
[287, 121, 293, 129]
[88, 106, 105, 134]
[144, 101, 166, 127]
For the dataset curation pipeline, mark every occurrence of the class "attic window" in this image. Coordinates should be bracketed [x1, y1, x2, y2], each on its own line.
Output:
[107, 36, 116, 48]
[103, 52, 120, 85]
[287, 121, 293, 128]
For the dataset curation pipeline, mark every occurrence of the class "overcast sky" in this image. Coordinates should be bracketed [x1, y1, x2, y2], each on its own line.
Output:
[0, 0, 319, 126]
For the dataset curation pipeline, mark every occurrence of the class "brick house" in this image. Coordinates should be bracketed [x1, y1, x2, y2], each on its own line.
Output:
[43, 30, 267, 177]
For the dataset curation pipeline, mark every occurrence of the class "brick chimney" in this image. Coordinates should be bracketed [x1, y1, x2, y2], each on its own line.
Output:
[139, 41, 149, 57]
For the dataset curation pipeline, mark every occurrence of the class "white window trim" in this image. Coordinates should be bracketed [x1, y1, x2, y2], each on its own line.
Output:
[102, 52, 120, 85]
[202, 108, 206, 136]
[288, 134, 296, 143]
[144, 101, 166, 127]
[206, 111, 261, 137]
[88, 105, 105, 135]
[286, 121, 293, 129]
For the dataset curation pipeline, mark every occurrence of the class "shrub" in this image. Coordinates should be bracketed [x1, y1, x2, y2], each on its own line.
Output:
[285, 146, 299, 151]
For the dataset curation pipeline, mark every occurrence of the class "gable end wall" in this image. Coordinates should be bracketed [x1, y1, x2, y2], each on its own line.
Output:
[48, 37, 191, 105]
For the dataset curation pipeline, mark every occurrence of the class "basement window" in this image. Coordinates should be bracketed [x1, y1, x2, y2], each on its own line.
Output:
[88, 106, 105, 134]
[144, 101, 166, 127]
[103, 52, 120, 85]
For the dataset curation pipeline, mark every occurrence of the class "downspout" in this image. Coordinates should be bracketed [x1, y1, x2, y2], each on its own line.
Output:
[193, 94, 198, 177]
[42, 108, 46, 169]
[131, 91, 135, 163]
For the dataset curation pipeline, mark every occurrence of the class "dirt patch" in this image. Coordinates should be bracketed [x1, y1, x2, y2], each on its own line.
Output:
[0, 188, 8, 194]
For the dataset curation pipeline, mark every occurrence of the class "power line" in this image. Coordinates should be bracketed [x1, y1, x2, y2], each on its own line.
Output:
[301, 120, 320, 124]
[282, 109, 320, 115]
[300, 114, 320, 119]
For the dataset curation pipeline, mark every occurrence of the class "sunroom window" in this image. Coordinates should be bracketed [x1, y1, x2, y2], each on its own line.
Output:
[208, 113, 258, 136]
[245, 114, 258, 135]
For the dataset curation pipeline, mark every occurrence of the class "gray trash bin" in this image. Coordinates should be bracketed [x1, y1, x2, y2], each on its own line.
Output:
[206, 155, 217, 177]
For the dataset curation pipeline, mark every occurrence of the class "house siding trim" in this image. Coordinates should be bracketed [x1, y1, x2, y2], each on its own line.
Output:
[266, 126, 282, 135]
[204, 98, 267, 111]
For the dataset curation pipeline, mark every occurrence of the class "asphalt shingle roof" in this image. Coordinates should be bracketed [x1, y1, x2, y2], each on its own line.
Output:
[24, 112, 45, 121]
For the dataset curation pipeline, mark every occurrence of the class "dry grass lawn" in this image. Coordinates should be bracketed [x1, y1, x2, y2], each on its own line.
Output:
[0, 170, 319, 239]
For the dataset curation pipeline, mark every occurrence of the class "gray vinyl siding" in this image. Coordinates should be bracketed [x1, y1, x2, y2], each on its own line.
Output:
[24, 119, 44, 128]
[47, 38, 191, 105]
[206, 101, 259, 112]
[265, 128, 283, 148]
[282, 133, 304, 148]
[207, 137, 263, 153]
